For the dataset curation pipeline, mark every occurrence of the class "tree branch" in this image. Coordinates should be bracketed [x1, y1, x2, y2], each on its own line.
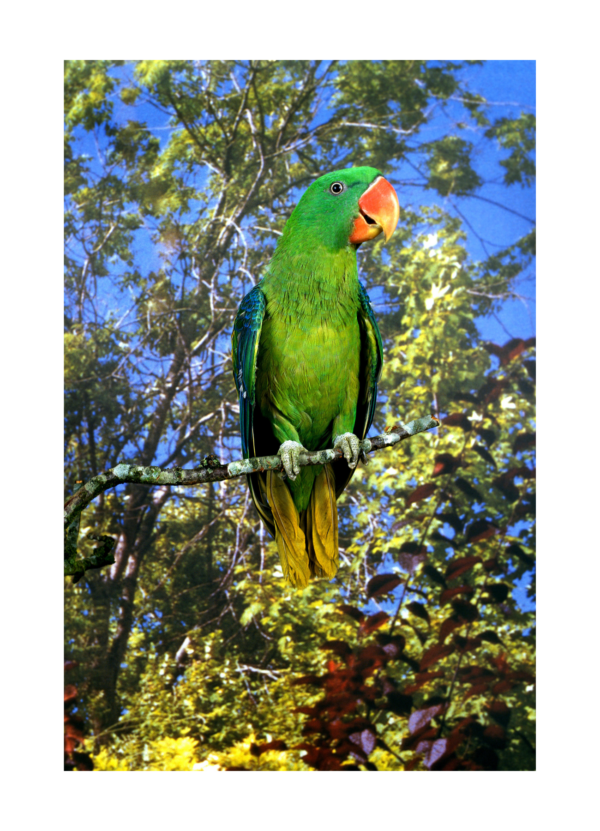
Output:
[64, 416, 439, 531]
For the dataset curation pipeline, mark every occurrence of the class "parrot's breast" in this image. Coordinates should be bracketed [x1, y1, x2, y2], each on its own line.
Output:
[256, 310, 361, 451]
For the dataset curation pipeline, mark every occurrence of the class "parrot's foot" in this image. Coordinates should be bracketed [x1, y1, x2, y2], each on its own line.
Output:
[333, 432, 361, 469]
[277, 440, 307, 481]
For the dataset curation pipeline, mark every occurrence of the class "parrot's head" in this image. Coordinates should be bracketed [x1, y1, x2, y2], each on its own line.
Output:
[282, 166, 400, 252]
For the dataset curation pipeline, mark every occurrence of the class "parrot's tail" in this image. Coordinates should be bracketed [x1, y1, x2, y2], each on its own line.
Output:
[266, 466, 339, 588]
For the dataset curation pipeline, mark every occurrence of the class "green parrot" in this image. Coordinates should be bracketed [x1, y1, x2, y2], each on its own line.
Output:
[232, 166, 400, 587]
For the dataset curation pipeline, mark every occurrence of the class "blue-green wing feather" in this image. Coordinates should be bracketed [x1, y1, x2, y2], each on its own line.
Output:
[232, 285, 266, 458]
[357, 282, 384, 438]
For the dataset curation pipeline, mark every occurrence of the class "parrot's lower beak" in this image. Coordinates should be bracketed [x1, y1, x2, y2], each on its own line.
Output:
[349, 176, 400, 245]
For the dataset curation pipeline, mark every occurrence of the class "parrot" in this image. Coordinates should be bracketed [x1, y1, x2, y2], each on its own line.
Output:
[232, 166, 400, 588]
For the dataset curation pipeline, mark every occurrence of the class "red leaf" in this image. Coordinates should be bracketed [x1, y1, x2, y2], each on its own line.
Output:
[453, 635, 482, 652]
[483, 341, 504, 360]
[320, 640, 352, 658]
[477, 377, 508, 404]
[355, 644, 388, 670]
[291, 674, 323, 687]
[401, 725, 437, 751]
[513, 431, 536, 453]
[358, 612, 389, 636]
[483, 724, 507, 749]
[473, 443, 497, 468]
[479, 630, 504, 645]
[485, 338, 530, 366]
[406, 601, 430, 624]
[403, 671, 445, 695]
[475, 425, 497, 446]
[406, 482, 437, 505]
[420, 643, 454, 671]
[491, 680, 514, 695]
[491, 653, 510, 673]
[439, 616, 462, 642]
[445, 556, 482, 581]
[465, 519, 499, 544]
[441, 413, 472, 430]
[69, 750, 94, 771]
[64, 684, 78, 704]
[433, 453, 461, 476]
[440, 585, 475, 604]
[399, 541, 427, 555]
[482, 556, 503, 574]
[438, 508, 463, 534]
[484, 583, 510, 603]
[423, 564, 447, 588]
[487, 700, 511, 727]
[504, 338, 527, 364]
[455, 477, 484, 502]
[338, 605, 364, 623]
[451, 599, 479, 622]
[514, 496, 535, 519]
[385, 691, 413, 716]
[430, 529, 459, 548]
[434, 754, 462, 771]
[457, 664, 494, 684]
[493, 472, 520, 502]
[294, 706, 317, 715]
[507, 542, 535, 568]
[516, 465, 535, 480]
[415, 671, 445, 684]
[465, 682, 492, 700]
[366, 573, 402, 598]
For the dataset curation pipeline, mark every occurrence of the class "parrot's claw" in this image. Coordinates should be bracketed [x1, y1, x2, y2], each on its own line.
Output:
[334, 432, 361, 469]
[277, 440, 307, 481]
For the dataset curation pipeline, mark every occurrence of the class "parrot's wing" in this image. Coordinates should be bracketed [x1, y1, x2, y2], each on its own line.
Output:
[232, 285, 266, 458]
[332, 283, 384, 500]
[232, 285, 277, 537]
[357, 281, 384, 439]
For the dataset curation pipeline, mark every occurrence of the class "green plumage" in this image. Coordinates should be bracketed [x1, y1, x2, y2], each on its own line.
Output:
[232, 167, 384, 587]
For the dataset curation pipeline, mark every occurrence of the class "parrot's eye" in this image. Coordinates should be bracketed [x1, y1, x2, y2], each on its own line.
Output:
[330, 182, 345, 195]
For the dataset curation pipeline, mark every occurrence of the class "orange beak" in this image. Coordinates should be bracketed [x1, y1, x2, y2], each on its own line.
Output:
[349, 176, 400, 245]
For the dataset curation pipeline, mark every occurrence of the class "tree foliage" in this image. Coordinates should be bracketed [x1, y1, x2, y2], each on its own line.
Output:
[64, 60, 535, 770]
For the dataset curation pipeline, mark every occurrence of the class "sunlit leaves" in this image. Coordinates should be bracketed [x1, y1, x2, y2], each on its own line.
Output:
[425, 136, 482, 197]
[485, 113, 536, 187]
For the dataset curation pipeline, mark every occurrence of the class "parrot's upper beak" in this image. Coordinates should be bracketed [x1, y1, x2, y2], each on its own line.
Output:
[349, 176, 400, 245]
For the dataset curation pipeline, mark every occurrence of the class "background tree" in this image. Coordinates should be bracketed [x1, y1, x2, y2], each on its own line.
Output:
[64, 60, 535, 770]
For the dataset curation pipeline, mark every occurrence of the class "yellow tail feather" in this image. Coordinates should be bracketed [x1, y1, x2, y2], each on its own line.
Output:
[306, 464, 339, 579]
[267, 471, 311, 588]
[266, 467, 339, 588]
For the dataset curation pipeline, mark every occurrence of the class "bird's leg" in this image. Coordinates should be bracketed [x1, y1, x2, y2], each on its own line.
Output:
[277, 440, 307, 481]
[333, 432, 361, 469]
